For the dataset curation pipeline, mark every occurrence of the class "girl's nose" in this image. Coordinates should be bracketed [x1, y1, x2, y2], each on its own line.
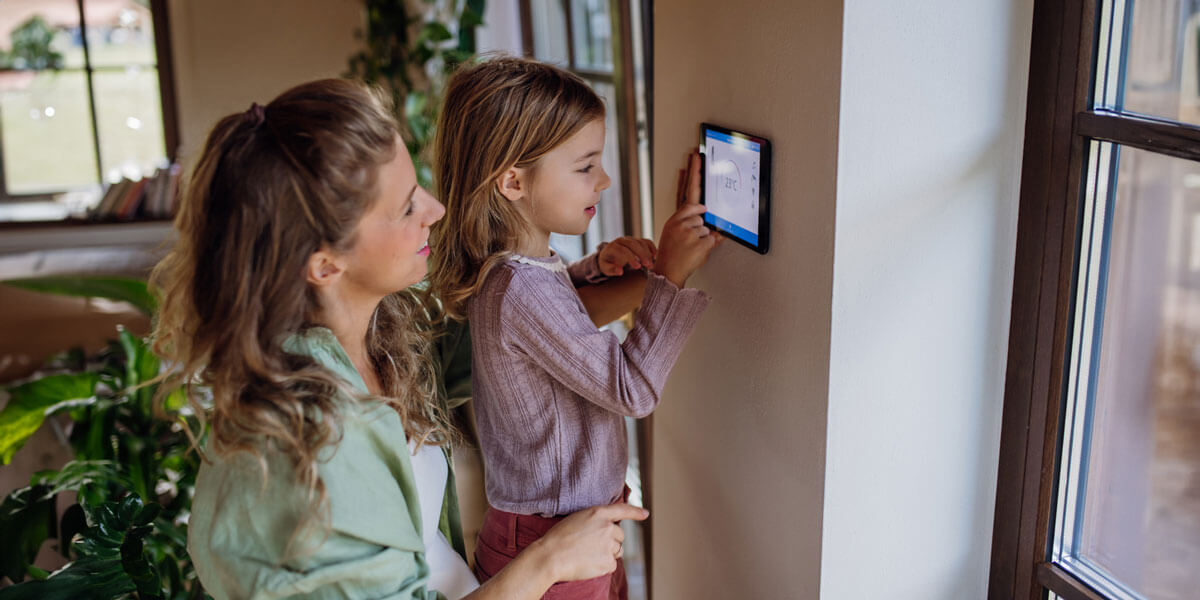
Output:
[597, 168, 612, 193]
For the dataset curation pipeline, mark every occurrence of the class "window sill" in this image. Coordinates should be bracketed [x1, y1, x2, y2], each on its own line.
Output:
[0, 220, 173, 256]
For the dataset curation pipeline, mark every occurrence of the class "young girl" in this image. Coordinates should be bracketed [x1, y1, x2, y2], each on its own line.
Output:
[153, 78, 647, 600]
[429, 57, 721, 599]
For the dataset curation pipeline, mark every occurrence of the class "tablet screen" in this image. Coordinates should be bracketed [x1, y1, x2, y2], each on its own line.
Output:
[702, 127, 764, 247]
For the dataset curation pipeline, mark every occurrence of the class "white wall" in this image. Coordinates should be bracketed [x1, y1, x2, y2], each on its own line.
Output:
[821, 0, 1033, 598]
[650, 1, 842, 598]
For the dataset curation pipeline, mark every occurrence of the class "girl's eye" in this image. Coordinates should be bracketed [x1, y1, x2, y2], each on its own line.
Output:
[578, 165, 594, 174]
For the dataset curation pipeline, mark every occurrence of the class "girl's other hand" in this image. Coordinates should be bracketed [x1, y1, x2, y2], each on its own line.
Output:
[654, 150, 723, 288]
[598, 237, 657, 276]
[531, 503, 649, 583]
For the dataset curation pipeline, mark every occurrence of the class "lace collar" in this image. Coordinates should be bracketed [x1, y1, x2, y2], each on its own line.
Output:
[510, 252, 567, 274]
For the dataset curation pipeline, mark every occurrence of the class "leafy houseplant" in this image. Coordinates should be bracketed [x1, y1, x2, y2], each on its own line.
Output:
[0, 277, 204, 599]
[347, 0, 487, 187]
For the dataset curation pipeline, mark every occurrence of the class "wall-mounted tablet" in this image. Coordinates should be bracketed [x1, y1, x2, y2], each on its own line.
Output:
[699, 122, 771, 255]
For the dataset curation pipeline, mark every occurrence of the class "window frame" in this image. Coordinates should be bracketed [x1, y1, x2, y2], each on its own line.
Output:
[518, 0, 646, 240]
[0, 0, 179, 207]
[988, 0, 1200, 599]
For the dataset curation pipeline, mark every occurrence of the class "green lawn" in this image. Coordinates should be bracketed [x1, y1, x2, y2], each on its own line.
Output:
[2, 33, 164, 196]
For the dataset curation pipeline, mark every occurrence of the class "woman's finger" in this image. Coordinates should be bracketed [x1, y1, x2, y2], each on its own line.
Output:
[593, 503, 649, 523]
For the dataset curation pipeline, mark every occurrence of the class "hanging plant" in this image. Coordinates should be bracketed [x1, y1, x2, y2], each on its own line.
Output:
[347, 0, 487, 187]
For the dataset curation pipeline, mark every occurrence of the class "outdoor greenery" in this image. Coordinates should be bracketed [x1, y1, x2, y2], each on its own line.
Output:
[0, 16, 64, 71]
[0, 12, 165, 195]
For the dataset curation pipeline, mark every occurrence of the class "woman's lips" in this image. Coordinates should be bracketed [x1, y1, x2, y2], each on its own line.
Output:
[418, 244, 430, 256]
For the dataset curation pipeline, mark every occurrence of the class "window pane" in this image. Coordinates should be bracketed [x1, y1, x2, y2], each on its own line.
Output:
[1057, 142, 1200, 600]
[583, 79, 624, 248]
[530, 0, 570, 66]
[0, 0, 82, 69]
[1097, 0, 1200, 127]
[570, 0, 612, 72]
[93, 67, 165, 182]
[83, 0, 156, 67]
[0, 69, 98, 194]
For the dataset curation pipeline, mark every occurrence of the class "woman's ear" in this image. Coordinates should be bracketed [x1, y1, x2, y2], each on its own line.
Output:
[306, 246, 345, 287]
[496, 166, 528, 203]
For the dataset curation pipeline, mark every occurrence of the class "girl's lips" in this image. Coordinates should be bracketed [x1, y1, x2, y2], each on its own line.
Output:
[584, 206, 596, 216]
[418, 244, 430, 256]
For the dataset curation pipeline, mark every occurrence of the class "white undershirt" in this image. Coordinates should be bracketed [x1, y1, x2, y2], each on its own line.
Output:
[408, 439, 479, 600]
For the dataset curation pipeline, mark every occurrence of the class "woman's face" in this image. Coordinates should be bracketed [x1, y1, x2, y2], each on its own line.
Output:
[340, 143, 445, 297]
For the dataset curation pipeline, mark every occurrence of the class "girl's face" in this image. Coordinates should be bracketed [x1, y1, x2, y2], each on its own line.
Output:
[341, 143, 445, 297]
[524, 118, 611, 238]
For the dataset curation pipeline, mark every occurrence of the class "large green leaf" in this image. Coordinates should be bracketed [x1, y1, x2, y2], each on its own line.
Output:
[0, 373, 99, 464]
[0, 496, 164, 600]
[0, 484, 56, 584]
[0, 462, 127, 584]
[1, 277, 155, 316]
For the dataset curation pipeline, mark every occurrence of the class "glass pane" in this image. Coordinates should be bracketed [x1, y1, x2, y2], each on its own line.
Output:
[83, 0, 156, 67]
[530, 0, 570, 66]
[1057, 142, 1200, 600]
[0, 69, 99, 193]
[1097, 0, 1200, 127]
[570, 0, 613, 72]
[0, 0, 83, 69]
[583, 79, 624, 249]
[93, 67, 165, 182]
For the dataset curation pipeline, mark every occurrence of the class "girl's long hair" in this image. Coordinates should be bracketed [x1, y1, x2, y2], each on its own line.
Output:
[151, 79, 451, 513]
[428, 55, 605, 319]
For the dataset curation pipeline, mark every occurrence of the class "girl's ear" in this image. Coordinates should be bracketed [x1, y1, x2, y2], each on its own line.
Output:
[306, 246, 346, 287]
[496, 166, 528, 203]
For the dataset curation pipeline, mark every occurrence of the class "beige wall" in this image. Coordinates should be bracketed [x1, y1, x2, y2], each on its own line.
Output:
[165, 0, 364, 163]
[650, 1, 842, 598]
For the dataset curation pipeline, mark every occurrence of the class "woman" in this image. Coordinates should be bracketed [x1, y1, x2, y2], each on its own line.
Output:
[150, 79, 646, 599]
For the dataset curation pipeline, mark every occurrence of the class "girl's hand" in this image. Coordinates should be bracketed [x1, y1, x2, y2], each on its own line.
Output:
[653, 150, 723, 287]
[531, 503, 649, 582]
[598, 237, 658, 276]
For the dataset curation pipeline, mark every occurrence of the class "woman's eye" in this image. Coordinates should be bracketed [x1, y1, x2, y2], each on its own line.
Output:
[404, 202, 414, 217]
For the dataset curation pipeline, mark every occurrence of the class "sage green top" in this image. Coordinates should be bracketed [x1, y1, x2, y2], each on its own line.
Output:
[187, 327, 465, 600]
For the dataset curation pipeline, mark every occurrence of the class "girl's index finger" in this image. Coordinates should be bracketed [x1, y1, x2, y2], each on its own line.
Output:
[685, 150, 702, 206]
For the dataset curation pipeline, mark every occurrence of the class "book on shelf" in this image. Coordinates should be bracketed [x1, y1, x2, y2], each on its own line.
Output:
[90, 164, 181, 221]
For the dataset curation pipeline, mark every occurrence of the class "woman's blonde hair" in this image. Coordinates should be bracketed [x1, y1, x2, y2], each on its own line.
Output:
[428, 55, 605, 319]
[151, 79, 451, 510]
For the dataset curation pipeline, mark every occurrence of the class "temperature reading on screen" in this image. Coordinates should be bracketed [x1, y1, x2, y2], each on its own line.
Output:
[704, 129, 762, 246]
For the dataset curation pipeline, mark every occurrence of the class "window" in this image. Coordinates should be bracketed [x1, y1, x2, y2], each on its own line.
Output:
[0, 0, 177, 220]
[520, 0, 652, 260]
[518, 3, 653, 599]
[990, 1, 1200, 599]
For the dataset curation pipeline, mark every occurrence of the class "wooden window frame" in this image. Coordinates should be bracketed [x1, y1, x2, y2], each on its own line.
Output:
[517, 0, 645, 239]
[0, 0, 180, 209]
[988, 0, 1200, 598]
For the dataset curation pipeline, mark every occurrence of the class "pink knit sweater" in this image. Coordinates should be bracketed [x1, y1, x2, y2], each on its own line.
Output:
[467, 252, 710, 516]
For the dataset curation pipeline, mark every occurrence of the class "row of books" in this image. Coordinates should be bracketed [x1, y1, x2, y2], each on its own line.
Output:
[90, 164, 181, 220]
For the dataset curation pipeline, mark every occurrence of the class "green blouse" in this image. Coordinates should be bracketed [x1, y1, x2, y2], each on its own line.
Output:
[187, 327, 466, 600]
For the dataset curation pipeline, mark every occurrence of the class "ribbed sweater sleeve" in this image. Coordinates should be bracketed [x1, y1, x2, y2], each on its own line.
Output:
[566, 251, 609, 286]
[499, 269, 709, 418]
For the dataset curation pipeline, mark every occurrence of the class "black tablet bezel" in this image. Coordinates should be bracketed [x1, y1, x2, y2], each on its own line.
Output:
[698, 122, 771, 255]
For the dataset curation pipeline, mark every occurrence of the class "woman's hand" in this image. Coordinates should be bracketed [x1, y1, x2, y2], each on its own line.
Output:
[653, 150, 723, 288]
[597, 237, 657, 277]
[465, 503, 649, 600]
[532, 503, 649, 583]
